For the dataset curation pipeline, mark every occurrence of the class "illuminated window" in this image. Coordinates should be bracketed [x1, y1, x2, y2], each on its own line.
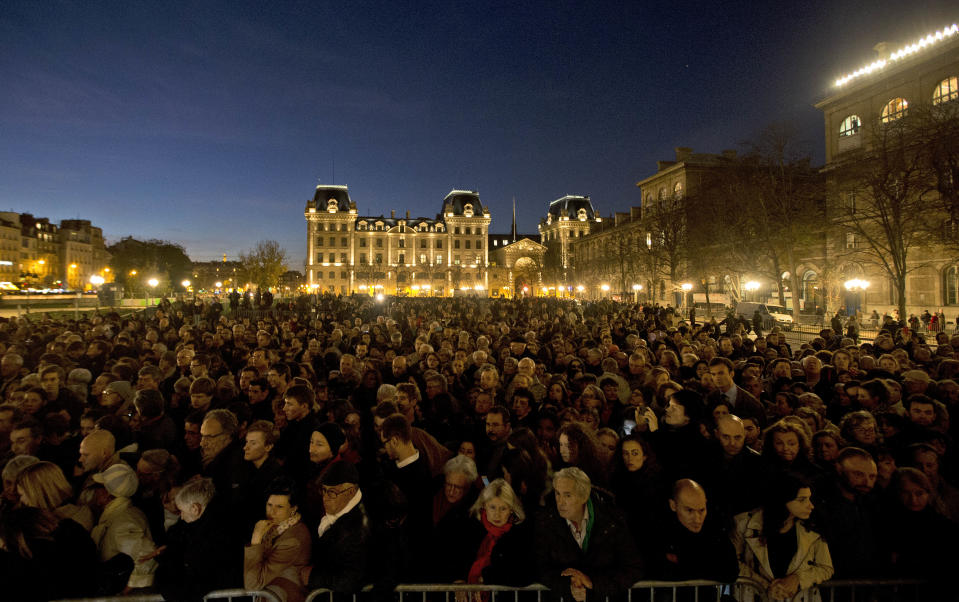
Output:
[839, 115, 862, 137]
[673, 182, 683, 199]
[881, 97, 908, 123]
[933, 76, 958, 105]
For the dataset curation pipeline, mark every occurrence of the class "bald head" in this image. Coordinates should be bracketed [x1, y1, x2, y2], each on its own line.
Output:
[716, 415, 746, 457]
[79, 429, 116, 473]
[670, 479, 707, 533]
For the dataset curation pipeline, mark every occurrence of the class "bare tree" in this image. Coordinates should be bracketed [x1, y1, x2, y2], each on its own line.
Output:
[239, 240, 288, 289]
[838, 111, 942, 320]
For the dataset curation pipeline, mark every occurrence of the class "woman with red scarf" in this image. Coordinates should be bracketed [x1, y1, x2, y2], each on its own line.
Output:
[454, 478, 534, 595]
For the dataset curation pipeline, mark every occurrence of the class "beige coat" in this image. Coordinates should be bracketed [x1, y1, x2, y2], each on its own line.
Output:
[731, 510, 834, 602]
[244, 521, 312, 602]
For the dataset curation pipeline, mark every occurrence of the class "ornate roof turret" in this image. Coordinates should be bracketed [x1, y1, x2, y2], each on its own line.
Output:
[308, 185, 354, 213]
[547, 195, 595, 221]
[442, 190, 486, 217]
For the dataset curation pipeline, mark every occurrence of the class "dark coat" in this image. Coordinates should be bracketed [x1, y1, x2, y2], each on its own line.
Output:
[0, 517, 99, 602]
[156, 499, 242, 602]
[307, 501, 372, 593]
[449, 517, 535, 586]
[535, 494, 643, 601]
[646, 516, 738, 582]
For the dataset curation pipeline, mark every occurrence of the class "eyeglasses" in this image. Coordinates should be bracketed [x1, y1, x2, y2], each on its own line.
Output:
[200, 431, 225, 441]
[321, 485, 355, 498]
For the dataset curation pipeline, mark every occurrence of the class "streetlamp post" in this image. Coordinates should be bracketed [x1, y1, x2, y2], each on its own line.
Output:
[632, 283, 642, 303]
[147, 278, 159, 306]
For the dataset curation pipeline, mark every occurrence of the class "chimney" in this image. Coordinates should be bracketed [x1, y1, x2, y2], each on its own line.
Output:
[722, 149, 738, 160]
[405, 210, 410, 219]
[675, 147, 693, 162]
[391, 210, 395, 219]
[873, 42, 890, 61]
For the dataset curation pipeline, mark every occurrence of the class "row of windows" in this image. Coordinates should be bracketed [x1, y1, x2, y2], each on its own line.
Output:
[839, 76, 958, 136]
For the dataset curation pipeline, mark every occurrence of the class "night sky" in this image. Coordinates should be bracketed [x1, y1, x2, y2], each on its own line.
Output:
[1, 1, 956, 267]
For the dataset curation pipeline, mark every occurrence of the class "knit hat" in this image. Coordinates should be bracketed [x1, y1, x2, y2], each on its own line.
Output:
[104, 380, 134, 405]
[321, 460, 359, 487]
[313, 422, 345, 455]
[93, 463, 139, 498]
[902, 370, 931, 383]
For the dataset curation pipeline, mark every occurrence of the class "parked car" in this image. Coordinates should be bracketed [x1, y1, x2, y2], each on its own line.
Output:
[735, 302, 794, 331]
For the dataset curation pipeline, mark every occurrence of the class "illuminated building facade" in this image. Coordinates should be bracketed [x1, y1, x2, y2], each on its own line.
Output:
[538, 195, 602, 290]
[0, 213, 110, 290]
[813, 22, 959, 312]
[304, 185, 491, 296]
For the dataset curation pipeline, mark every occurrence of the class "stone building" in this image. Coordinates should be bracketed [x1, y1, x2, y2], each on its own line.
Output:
[304, 185, 491, 296]
[538, 195, 602, 291]
[812, 23, 959, 315]
[0, 213, 110, 290]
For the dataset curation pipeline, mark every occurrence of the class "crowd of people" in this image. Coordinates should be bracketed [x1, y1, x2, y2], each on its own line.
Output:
[0, 294, 957, 602]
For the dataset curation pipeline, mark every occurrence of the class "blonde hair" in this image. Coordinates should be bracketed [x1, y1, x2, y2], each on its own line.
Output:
[470, 478, 525, 524]
[16, 461, 74, 510]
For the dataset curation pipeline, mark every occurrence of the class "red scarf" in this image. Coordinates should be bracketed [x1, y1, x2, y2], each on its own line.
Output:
[468, 510, 513, 584]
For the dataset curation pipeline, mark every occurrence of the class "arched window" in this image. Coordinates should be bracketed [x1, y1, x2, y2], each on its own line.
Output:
[945, 266, 959, 306]
[658, 187, 666, 201]
[933, 76, 958, 105]
[839, 115, 862, 137]
[673, 182, 683, 199]
[881, 97, 908, 123]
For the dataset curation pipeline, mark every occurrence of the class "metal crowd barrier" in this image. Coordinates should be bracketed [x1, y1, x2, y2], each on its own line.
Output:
[808, 578, 927, 602]
[54, 588, 281, 602]
[304, 579, 928, 602]
[306, 580, 762, 602]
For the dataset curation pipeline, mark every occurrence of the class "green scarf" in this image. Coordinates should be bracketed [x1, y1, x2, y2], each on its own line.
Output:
[581, 498, 596, 552]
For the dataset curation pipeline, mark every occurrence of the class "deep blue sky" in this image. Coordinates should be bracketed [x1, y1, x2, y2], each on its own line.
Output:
[1, 1, 956, 266]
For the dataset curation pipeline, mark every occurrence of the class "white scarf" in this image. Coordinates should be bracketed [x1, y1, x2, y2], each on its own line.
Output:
[317, 490, 362, 537]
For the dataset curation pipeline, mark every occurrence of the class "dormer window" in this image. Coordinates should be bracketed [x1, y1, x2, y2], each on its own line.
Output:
[327, 198, 338, 213]
[577, 208, 587, 221]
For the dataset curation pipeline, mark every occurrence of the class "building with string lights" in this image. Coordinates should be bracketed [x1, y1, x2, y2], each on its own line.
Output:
[810, 22, 959, 314]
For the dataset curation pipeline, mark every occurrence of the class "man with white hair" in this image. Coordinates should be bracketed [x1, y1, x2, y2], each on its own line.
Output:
[156, 478, 240, 601]
[535, 467, 643, 601]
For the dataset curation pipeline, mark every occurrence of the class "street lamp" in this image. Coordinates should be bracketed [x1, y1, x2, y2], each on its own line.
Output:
[181, 279, 191, 288]
[214, 281, 222, 288]
[89, 275, 104, 286]
[744, 280, 760, 302]
[146, 278, 159, 307]
[843, 278, 870, 314]
[632, 283, 642, 302]
[843, 278, 870, 291]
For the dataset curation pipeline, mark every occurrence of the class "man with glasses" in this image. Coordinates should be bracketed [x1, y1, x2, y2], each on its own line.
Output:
[200, 409, 243, 505]
[303, 461, 371, 594]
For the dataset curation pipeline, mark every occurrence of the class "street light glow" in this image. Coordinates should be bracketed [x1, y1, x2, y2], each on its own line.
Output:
[576, 285, 585, 292]
[89, 275, 104, 286]
[181, 280, 191, 288]
[600, 284, 610, 291]
[844, 278, 871, 291]
[744, 280, 760, 291]
[214, 281, 222, 288]
[681, 282, 693, 291]
[147, 278, 159, 288]
[632, 284, 641, 291]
